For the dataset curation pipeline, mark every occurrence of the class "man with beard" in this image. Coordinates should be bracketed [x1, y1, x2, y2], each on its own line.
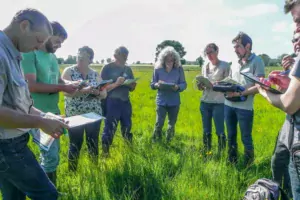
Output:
[225, 32, 265, 166]
[21, 21, 77, 186]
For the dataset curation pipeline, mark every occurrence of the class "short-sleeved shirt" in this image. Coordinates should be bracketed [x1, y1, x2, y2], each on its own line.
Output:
[201, 60, 230, 104]
[150, 66, 187, 106]
[225, 53, 265, 111]
[64, 65, 102, 117]
[100, 63, 134, 101]
[0, 31, 33, 139]
[21, 50, 60, 114]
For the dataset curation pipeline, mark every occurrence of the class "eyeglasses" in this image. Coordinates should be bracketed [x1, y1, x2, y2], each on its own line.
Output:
[292, 37, 300, 43]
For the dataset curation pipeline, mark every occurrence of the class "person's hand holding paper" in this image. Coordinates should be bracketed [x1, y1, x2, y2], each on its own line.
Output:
[39, 113, 70, 139]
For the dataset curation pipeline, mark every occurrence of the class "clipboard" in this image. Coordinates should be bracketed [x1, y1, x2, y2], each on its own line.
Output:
[159, 82, 176, 90]
[240, 72, 282, 94]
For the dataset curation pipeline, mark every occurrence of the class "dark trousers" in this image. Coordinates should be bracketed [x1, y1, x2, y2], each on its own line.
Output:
[102, 98, 132, 146]
[0, 133, 58, 200]
[153, 105, 180, 139]
[271, 135, 292, 197]
[68, 121, 101, 171]
[224, 105, 254, 151]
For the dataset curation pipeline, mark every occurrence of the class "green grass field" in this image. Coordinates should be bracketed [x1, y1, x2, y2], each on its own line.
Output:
[26, 65, 286, 200]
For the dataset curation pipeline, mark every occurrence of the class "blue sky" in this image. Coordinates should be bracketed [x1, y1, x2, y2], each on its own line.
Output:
[0, 0, 296, 64]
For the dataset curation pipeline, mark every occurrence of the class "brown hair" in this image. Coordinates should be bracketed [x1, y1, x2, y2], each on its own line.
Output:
[284, 0, 300, 14]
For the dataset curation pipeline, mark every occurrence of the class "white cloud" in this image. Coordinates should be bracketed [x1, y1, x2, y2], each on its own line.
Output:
[272, 21, 290, 33]
[234, 3, 279, 18]
[273, 36, 283, 41]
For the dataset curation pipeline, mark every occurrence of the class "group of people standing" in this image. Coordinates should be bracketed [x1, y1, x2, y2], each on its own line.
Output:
[1, 1, 300, 199]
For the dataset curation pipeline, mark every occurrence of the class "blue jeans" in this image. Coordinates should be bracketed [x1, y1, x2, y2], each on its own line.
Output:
[200, 102, 225, 136]
[40, 138, 60, 173]
[224, 105, 254, 151]
[289, 157, 300, 199]
[68, 121, 101, 171]
[102, 98, 132, 146]
[0, 133, 58, 200]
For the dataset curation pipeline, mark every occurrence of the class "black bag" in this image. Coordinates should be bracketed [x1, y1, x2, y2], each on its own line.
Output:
[213, 82, 248, 102]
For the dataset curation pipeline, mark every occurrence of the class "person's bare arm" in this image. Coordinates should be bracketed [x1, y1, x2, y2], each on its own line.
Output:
[258, 76, 300, 115]
[25, 74, 77, 94]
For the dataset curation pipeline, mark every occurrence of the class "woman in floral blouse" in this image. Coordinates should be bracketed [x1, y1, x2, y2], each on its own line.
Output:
[62, 46, 107, 171]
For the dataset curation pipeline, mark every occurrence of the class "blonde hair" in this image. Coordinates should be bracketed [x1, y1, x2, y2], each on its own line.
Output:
[155, 46, 181, 69]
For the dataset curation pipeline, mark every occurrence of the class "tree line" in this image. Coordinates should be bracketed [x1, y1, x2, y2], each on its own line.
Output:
[57, 40, 287, 67]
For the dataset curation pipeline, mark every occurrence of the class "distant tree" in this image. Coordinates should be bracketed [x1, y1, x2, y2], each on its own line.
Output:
[155, 40, 186, 61]
[57, 58, 64, 64]
[136, 61, 141, 64]
[259, 54, 271, 66]
[95, 60, 99, 64]
[65, 55, 77, 64]
[181, 59, 186, 65]
[277, 53, 289, 63]
[101, 59, 105, 64]
[196, 56, 204, 67]
[106, 58, 112, 63]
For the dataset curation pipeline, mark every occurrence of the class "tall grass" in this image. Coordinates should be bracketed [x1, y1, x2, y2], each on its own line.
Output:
[24, 66, 286, 200]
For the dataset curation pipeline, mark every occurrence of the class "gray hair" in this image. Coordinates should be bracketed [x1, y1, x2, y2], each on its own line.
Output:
[114, 46, 129, 56]
[11, 8, 52, 34]
[155, 46, 181, 69]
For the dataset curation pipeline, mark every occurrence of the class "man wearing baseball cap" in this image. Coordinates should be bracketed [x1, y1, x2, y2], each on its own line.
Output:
[225, 32, 265, 166]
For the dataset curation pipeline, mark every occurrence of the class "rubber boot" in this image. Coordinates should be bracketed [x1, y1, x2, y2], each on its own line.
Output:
[152, 128, 162, 142]
[166, 127, 175, 142]
[244, 149, 255, 166]
[218, 134, 226, 153]
[203, 134, 212, 153]
[228, 145, 238, 164]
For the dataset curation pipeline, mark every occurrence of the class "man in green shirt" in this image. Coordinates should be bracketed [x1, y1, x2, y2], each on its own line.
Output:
[21, 21, 77, 186]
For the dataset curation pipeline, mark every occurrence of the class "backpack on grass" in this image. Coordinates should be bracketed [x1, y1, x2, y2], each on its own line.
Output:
[243, 178, 289, 200]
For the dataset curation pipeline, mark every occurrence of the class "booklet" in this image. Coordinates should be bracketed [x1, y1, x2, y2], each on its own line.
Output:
[195, 75, 213, 89]
[122, 77, 140, 86]
[66, 112, 105, 128]
[31, 112, 105, 151]
[159, 82, 176, 90]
